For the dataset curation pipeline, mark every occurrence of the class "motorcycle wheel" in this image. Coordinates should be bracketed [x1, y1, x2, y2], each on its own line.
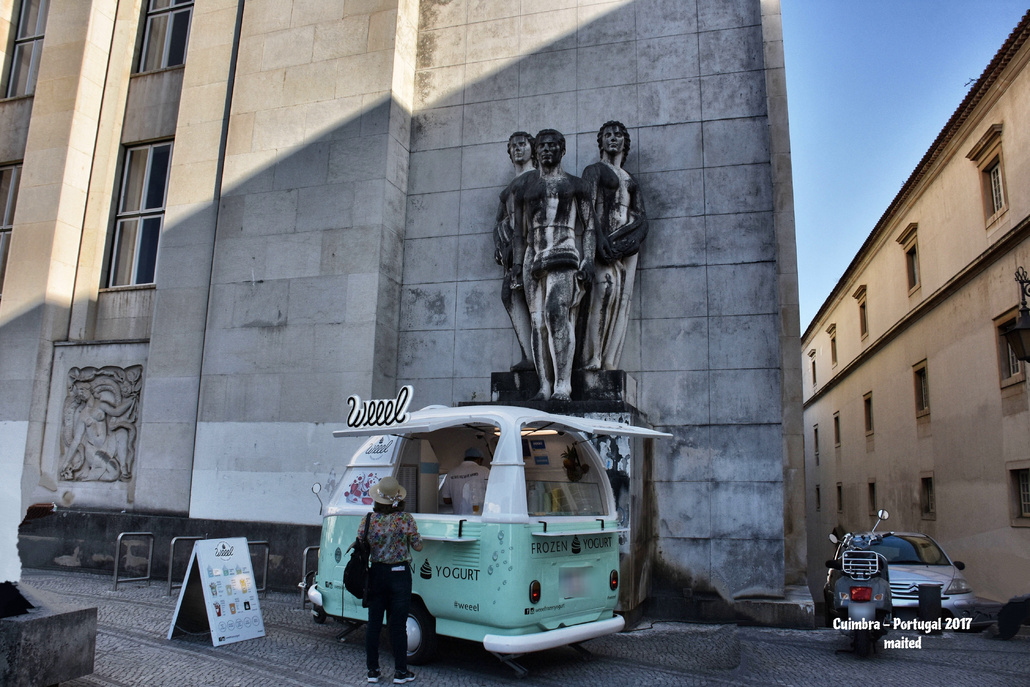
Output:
[853, 628, 871, 658]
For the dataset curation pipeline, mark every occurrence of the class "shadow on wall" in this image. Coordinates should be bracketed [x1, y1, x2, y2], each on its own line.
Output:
[5, 0, 787, 604]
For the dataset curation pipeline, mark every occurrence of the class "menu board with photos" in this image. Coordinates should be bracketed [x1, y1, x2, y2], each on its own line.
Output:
[168, 537, 265, 647]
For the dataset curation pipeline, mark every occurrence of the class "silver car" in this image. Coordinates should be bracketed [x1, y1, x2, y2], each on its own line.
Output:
[869, 532, 977, 623]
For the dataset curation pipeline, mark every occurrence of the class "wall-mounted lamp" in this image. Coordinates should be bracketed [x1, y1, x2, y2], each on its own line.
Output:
[1003, 267, 1030, 361]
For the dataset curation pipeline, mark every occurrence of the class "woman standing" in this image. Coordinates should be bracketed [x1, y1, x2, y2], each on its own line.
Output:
[361, 476, 422, 684]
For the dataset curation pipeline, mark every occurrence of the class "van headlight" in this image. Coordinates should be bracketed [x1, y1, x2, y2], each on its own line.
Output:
[946, 578, 972, 595]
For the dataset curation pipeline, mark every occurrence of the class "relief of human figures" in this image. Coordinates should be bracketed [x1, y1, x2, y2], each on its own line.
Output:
[496, 122, 647, 398]
[59, 365, 142, 482]
[510, 129, 596, 401]
[579, 121, 648, 371]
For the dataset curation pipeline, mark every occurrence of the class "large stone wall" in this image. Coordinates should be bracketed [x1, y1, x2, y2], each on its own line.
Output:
[5, 0, 802, 608]
[399, 0, 797, 601]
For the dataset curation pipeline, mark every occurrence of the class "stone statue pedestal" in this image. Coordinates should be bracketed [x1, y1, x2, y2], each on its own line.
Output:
[490, 369, 637, 411]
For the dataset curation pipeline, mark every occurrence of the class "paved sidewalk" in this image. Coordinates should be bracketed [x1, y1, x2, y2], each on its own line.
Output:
[20, 569, 1030, 687]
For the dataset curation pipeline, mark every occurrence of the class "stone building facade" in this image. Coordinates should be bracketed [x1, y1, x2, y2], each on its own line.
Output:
[1, 0, 804, 618]
[802, 12, 1030, 605]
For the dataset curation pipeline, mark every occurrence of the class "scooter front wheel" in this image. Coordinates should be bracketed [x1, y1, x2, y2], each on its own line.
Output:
[853, 628, 871, 658]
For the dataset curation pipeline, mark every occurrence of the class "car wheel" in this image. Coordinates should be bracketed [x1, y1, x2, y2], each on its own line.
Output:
[406, 601, 437, 665]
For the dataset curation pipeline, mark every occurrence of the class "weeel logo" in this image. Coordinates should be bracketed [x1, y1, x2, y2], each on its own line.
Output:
[214, 542, 234, 558]
[346, 385, 412, 428]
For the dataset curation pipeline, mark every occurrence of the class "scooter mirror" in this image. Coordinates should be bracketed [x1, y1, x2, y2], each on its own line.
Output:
[828, 533, 838, 544]
[877, 509, 889, 520]
[312, 483, 321, 494]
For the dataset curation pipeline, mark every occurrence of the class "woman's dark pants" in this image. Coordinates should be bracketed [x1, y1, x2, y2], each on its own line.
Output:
[365, 563, 412, 672]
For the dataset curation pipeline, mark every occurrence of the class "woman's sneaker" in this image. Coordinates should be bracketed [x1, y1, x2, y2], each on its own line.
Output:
[367, 668, 381, 683]
[393, 669, 416, 684]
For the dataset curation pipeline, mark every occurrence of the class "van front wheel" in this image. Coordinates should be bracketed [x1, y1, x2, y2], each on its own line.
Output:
[406, 602, 437, 665]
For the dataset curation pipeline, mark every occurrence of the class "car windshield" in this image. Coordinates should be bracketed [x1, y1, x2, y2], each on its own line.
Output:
[870, 534, 949, 565]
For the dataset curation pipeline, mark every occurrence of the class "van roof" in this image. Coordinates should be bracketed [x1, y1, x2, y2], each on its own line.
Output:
[332, 404, 671, 440]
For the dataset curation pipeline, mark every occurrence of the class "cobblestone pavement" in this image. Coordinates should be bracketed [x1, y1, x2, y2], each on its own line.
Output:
[21, 569, 1030, 687]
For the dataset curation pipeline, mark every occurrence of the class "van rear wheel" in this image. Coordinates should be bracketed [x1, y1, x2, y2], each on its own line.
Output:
[406, 602, 437, 665]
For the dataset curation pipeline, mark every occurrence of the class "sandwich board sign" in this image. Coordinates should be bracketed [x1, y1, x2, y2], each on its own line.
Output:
[168, 537, 265, 647]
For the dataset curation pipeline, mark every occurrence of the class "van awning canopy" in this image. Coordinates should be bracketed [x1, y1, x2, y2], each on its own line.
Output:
[331, 404, 672, 440]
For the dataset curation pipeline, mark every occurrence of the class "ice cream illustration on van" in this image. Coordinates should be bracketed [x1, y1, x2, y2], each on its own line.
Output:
[307, 393, 669, 675]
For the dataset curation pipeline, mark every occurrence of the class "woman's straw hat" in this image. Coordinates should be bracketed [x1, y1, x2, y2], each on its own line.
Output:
[371, 475, 406, 505]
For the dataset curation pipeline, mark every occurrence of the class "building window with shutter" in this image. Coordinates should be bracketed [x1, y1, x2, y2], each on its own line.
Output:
[853, 285, 868, 340]
[920, 474, 935, 519]
[913, 360, 930, 417]
[966, 124, 1008, 226]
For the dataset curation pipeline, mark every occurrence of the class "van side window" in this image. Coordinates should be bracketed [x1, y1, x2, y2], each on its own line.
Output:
[524, 438, 607, 516]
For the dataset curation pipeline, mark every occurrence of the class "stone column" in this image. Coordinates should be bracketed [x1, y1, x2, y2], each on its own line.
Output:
[761, 0, 806, 588]
[130, 0, 242, 514]
[136, 0, 418, 522]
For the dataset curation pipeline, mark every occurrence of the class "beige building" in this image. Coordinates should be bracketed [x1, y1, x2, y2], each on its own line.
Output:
[802, 12, 1030, 605]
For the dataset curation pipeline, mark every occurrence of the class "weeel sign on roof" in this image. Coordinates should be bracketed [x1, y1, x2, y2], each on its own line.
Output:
[168, 537, 265, 647]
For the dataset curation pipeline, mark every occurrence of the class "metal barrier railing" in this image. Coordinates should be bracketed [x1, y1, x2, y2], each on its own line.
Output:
[113, 531, 154, 591]
[248, 540, 270, 596]
[300, 545, 320, 608]
[167, 536, 205, 595]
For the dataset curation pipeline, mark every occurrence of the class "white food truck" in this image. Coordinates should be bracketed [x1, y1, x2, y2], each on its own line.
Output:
[307, 402, 668, 674]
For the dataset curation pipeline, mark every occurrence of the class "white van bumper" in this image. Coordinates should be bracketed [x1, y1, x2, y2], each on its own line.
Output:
[307, 586, 323, 607]
[482, 615, 625, 654]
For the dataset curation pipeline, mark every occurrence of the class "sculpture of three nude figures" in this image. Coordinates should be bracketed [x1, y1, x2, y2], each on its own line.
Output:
[493, 122, 648, 401]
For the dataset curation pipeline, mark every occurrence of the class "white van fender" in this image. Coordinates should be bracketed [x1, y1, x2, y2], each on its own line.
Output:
[482, 615, 625, 654]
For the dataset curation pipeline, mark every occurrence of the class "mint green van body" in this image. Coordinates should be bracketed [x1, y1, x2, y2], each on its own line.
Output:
[307, 405, 667, 666]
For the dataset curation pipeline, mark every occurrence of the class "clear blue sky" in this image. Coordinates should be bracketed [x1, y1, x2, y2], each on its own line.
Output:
[781, 1, 1030, 330]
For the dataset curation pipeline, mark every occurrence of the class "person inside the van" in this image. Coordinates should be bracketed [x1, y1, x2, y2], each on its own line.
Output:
[441, 448, 490, 515]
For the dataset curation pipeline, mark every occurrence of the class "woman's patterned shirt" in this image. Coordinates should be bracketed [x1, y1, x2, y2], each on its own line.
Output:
[360, 511, 422, 564]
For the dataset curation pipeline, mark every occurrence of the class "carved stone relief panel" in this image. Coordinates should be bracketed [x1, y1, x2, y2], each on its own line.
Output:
[59, 365, 143, 482]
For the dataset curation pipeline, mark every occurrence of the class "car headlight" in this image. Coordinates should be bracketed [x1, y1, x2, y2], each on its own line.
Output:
[946, 578, 972, 595]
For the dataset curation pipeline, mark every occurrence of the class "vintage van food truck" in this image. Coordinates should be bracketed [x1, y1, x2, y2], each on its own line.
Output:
[307, 402, 668, 673]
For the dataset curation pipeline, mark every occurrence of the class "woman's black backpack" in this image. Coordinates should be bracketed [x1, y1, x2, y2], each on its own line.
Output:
[344, 513, 372, 602]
